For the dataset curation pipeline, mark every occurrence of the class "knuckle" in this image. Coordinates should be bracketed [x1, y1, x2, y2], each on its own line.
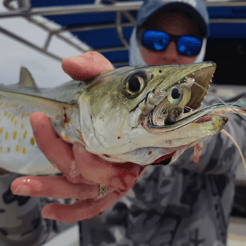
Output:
[84, 51, 100, 61]
[77, 185, 96, 200]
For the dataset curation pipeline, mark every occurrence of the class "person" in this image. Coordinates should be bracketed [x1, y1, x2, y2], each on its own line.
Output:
[0, 53, 142, 245]
[8, 0, 246, 245]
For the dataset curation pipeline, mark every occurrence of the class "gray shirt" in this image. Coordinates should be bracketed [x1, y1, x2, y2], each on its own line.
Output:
[0, 96, 245, 246]
[79, 96, 246, 246]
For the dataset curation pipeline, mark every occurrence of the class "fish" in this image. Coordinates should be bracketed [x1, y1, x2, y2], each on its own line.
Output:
[0, 63, 245, 175]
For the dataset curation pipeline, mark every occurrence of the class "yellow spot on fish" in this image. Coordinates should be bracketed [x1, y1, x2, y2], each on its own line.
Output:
[13, 131, 17, 139]
[5, 132, 8, 141]
[14, 121, 17, 126]
[4, 111, 8, 116]
[21, 123, 24, 129]
[22, 147, 26, 154]
[63, 136, 69, 141]
[30, 136, 35, 146]
[0, 103, 2, 107]
[4, 103, 9, 107]
[21, 113, 25, 119]
[16, 145, 19, 152]
[0, 147, 2, 152]
[0, 127, 3, 134]
[23, 131, 27, 139]
[7, 147, 10, 153]
[11, 116, 15, 122]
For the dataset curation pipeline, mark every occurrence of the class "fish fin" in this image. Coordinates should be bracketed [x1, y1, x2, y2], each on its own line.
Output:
[18, 67, 38, 88]
[0, 90, 72, 118]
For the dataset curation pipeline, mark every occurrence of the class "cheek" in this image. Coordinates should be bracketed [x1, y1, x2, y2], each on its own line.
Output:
[140, 47, 163, 65]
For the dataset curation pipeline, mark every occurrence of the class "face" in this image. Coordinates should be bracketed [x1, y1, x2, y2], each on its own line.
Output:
[140, 13, 201, 65]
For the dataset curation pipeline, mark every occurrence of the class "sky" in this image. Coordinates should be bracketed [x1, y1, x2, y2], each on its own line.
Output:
[0, 2, 87, 87]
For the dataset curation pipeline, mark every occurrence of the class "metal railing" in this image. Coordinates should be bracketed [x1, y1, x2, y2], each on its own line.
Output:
[1, 0, 246, 66]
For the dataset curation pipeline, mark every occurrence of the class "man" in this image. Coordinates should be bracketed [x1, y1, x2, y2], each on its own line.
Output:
[11, 0, 246, 245]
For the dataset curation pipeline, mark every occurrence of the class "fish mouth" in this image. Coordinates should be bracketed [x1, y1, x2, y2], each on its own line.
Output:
[152, 152, 175, 165]
[148, 112, 228, 165]
[146, 110, 228, 132]
[134, 62, 229, 165]
[147, 113, 228, 166]
[138, 63, 226, 132]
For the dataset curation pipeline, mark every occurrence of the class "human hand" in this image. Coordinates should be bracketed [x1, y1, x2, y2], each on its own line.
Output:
[11, 52, 145, 223]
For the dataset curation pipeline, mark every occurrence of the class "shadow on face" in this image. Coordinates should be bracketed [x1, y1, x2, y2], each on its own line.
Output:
[139, 13, 201, 66]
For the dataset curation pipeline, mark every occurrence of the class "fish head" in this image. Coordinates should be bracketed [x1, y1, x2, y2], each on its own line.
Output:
[78, 62, 227, 165]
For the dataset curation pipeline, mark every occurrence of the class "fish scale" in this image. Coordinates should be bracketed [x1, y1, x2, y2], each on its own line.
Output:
[0, 95, 59, 174]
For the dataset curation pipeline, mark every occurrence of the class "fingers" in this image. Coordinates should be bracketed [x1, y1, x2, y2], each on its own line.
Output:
[11, 176, 115, 200]
[11, 174, 131, 224]
[11, 175, 122, 224]
[30, 112, 78, 182]
[62, 51, 114, 81]
[73, 143, 142, 190]
[31, 112, 91, 184]
[31, 112, 143, 190]
[41, 191, 123, 224]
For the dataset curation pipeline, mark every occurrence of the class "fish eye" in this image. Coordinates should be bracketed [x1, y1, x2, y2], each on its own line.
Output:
[168, 85, 183, 105]
[128, 76, 142, 92]
[171, 88, 181, 99]
[167, 84, 192, 107]
[124, 70, 147, 98]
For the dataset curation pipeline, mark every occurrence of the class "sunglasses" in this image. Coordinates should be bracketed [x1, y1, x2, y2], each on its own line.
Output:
[140, 30, 202, 56]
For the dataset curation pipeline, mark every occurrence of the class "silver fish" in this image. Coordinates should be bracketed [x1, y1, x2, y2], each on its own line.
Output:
[0, 63, 244, 175]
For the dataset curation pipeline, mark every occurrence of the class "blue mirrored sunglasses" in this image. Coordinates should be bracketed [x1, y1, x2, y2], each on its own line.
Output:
[141, 30, 202, 56]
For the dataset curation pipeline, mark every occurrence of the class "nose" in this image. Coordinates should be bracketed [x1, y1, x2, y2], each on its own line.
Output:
[161, 41, 179, 63]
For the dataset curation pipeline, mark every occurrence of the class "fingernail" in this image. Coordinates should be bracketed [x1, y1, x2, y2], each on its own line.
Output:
[42, 213, 57, 220]
[13, 185, 31, 196]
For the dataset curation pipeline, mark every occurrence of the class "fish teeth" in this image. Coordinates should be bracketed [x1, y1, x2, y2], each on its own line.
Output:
[184, 77, 195, 88]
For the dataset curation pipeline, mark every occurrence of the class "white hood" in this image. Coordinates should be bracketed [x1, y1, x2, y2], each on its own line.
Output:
[129, 27, 207, 66]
